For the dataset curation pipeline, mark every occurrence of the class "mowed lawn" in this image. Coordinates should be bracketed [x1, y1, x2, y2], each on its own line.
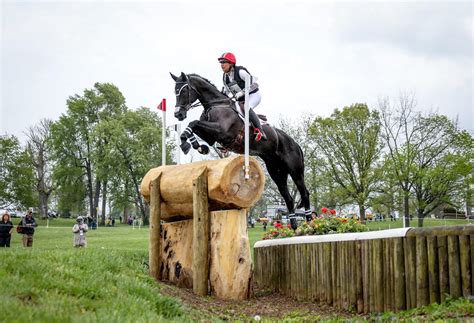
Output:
[1, 217, 473, 322]
[0, 220, 186, 322]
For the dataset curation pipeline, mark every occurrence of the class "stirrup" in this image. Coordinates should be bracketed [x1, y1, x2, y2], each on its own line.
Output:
[253, 128, 265, 142]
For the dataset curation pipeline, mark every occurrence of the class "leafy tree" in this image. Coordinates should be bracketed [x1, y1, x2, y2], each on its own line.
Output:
[410, 117, 473, 226]
[0, 135, 36, 208]
[25, 119, 54, 218]
[98, 107, 172, 224]
[309, 103, 383, 223]
[51, 83, 126, 222]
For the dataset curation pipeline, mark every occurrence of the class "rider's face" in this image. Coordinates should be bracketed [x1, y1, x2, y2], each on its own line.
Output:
[220, 62, 232, 73]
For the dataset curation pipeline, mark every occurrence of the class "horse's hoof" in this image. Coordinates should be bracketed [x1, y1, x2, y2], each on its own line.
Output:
[198, 145, 210, 155]
[180, 142, 191, 154]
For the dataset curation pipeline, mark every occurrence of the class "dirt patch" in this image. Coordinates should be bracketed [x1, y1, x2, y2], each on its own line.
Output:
[158, 282, 362, 321]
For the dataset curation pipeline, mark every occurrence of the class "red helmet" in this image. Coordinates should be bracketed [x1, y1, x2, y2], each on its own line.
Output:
[218, 52, 236, 64]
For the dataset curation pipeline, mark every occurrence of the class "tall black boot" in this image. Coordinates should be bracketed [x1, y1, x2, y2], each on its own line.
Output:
[249, 108, 267, 141]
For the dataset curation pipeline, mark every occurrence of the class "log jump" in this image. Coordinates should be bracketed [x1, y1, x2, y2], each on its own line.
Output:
[140, 155, 265, 300]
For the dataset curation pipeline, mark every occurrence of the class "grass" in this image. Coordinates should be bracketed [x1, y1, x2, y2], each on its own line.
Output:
[1, 217, 473, 322]
[0, 221, 188, 322]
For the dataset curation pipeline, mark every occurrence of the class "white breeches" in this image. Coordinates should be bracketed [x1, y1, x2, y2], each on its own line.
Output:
[235, 91, 261, 111]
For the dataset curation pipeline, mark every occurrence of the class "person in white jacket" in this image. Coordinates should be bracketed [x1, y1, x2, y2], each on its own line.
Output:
[72, 216, 88, 248]
[218, 52, 267, 141]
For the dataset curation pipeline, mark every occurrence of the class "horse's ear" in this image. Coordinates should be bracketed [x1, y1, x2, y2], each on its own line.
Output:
[170, 72, 178, 81]
[180, 72, 186, 79]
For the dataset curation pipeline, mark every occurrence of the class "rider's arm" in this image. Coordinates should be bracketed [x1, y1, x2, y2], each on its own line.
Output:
[238, 69, 258, 92]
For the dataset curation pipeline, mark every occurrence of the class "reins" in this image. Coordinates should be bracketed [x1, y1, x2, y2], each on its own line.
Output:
[175, 75, 233, 112]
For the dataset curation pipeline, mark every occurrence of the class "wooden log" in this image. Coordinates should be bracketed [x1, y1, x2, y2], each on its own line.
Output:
[447, 235, 462, 298]
[427, 235, 440, 304]
[384, 239, 392, 312]
[393, 237, 406, 311]
[355, 241, 364, 313]
[369, 240, 375, 313]
[405, 236, 417, 309]
[416, 235, 429, 307]
[209, 209, 252, 300]
[326, 242, 332, 305]
[362, 240, 369, 313]
[437, 235, 449, 303]
[192, 167, 209, 296]
[471, 235, 474, 294]
[140, 156, 265, 220]
[160, 219, 194, 288]
[459, 235, 471, 297]
[149, 174, 162, 281]
[374, 239, 384, 313]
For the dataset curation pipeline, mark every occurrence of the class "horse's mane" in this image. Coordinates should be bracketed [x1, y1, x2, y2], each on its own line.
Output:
[188, 73, 219, 91]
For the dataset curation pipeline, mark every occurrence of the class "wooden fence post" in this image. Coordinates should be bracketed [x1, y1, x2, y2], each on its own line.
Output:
[149, 174, 162, 281]
[193, 167, 209, 296]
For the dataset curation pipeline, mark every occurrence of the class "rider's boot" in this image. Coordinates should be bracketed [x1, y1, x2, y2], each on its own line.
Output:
[249, 108, 267, 141]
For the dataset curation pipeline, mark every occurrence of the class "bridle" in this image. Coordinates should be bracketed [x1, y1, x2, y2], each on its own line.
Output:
[174, 74, 232, 113]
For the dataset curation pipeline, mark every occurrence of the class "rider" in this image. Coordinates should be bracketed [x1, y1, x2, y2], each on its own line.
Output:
[218, 52, 267, 141]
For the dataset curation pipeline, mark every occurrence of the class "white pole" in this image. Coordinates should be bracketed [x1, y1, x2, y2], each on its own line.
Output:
[244, 75, 250, 180]
[162, 109, 166, 166]
[175, 124, 181, 165]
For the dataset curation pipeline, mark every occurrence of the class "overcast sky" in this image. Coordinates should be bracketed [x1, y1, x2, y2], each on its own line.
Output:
[1, 0, 473, 146]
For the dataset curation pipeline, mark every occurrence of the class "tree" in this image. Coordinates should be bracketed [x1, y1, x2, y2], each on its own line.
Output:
[379, 94, 473, 226]
[51, 83, 127, 222]
[98, 107, 172, 224]
[0, 135, 36, 208]
[25, 119, 54, 218]
[379, 94, 421, 226]
[309, 103, 383, 223]
[410, 117, 473, 226]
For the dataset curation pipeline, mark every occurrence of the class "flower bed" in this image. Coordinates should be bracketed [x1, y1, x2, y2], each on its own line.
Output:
[263, 216, 368, 240]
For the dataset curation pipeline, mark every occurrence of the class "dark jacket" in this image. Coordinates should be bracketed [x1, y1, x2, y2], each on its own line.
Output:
[19, 216, 37, 235]
[0, 220, 13, 237]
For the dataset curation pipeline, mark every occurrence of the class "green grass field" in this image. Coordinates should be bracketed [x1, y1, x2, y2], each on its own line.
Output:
[1, 217, 473, 321]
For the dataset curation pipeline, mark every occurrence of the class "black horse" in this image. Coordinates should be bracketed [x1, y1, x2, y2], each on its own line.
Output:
[170, 72, 311, 224]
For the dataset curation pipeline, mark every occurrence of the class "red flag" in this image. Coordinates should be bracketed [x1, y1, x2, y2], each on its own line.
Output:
[157, 98, 166, 111]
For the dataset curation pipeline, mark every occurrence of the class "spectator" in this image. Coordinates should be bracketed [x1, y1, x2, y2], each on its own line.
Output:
[0, 212, 13, 247]
[111, 217, 115, 227]
[262, 220, 267, 231]
[72, 216, 88, 248]
[19, 210, 38, 247]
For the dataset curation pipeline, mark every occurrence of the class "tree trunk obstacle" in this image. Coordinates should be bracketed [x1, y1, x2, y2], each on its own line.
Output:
[142, 156, 264, 300]
[141, 155, 265, 221]
[254, 226, 474, 313]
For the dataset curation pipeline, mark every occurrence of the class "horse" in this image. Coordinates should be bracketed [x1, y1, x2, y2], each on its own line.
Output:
[170, 72, 311, 226]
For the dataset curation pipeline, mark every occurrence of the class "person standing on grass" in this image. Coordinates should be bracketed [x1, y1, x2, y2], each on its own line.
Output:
[0, 212, 14, 247]
[19, 210, 38, 247]
[72, 216, 88, 248]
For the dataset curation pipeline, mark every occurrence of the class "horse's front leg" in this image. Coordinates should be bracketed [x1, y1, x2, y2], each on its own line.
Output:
[180, 122, 211, 155]
[179, 127, 193, 154]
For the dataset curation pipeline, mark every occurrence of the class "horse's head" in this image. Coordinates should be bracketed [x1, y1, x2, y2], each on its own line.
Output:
[170, 72, 199, 121]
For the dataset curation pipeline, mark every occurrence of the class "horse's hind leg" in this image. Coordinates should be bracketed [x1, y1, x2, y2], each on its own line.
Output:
[264, 160, 298, 229]
[290, 172, 311, 220]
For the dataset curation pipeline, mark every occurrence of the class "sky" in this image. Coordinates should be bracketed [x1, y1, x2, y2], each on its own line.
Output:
[1, 0, 473, 150]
